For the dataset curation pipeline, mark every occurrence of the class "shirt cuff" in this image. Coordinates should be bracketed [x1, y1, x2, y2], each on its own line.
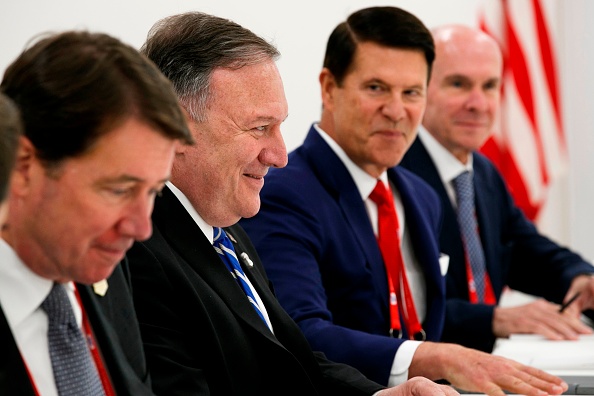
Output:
[387, 340, 423, 387]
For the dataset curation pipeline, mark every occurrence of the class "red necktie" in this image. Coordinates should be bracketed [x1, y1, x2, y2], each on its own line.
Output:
[369, 180, 424, 340]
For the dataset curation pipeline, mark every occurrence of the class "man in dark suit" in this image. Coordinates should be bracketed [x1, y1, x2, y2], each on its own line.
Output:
[0, 31, 192, 395]
[241, 7, 567, 396]
[126, 10, 459, 396]
[400, 25, 594, 353]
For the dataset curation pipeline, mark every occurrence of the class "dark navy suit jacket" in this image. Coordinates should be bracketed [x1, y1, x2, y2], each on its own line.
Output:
[400, 136, 594, 352]
[241, 126, 445, 385]
[0, 262, 154, 395]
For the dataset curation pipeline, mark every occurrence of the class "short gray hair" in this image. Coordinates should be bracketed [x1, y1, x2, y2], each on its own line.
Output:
[141, 12, 280, 122]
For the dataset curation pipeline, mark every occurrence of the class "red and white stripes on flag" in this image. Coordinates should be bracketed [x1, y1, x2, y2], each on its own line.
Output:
[478, 0, 567, 221]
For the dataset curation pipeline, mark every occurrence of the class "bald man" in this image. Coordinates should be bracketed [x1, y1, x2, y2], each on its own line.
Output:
[400, 24, 594, 353]
[242, 10, 568, 396]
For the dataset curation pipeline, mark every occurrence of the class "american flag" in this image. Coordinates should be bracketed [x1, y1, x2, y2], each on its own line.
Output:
[478, 0, 567, 221]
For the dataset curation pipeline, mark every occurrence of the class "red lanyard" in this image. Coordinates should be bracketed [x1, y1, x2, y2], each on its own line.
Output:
[384, 231, 425, 341]
[372, 180, 425, 341]
[74, 285, 116, 396]
[464, 256, 496, 305]
[24, 285, 116, 396]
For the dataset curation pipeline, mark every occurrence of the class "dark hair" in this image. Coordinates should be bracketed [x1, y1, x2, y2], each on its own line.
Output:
[141, 12, 280, 122]
[323, 6, 435, 85]
[0, 93, 22, 201]
[1, 31, 193, 169]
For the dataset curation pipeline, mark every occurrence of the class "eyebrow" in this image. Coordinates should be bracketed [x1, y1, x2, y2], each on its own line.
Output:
[444, 74, 501, 85]
[444, 74, 471, 82]
[250, 114, 289, 124]
[97, 174, 171, 185]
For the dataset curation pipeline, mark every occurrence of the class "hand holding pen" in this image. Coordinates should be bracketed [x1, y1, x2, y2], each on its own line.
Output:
[559, 292, 581, 313]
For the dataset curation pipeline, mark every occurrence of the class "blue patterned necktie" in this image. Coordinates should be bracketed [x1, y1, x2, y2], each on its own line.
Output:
[452, 171, 487, 302]
[41, 283, 105, 396]
[213, 227, 271, 330]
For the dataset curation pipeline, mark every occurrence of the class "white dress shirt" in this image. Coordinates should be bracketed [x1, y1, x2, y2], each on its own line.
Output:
[0, 238, 81, 396]
[166, 181, 274, 333]
[315, 124, 422, 386]
[417, 126, 474, 207]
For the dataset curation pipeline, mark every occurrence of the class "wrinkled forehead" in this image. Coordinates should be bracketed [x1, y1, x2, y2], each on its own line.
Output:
[435, 39, 502, 82]
[209, 61, 288, 120]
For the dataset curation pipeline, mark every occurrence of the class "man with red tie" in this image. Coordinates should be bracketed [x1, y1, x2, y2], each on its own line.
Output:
[400, 25, 594, 352]
[0, 31, 192, 395]
[126, 10, 459, 396]
[241, 6, 567, 395]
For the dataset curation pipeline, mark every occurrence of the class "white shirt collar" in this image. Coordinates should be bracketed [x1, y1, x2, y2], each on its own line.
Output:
[0, 238, 53, 329]
[165, 184, 275, 333]
[314, 123, 388, 198]
[166, 181, 215, 244]
[418, 126, 473, 184]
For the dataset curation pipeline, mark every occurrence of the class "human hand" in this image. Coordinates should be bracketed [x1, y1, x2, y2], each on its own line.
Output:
[377, 376, 459, 396]
[493, 298, 591, 339]
[564, 274, 594, 316]
[409, 342, 567, 396]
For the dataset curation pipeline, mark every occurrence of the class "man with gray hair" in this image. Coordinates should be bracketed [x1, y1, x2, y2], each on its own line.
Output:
[127, 11, 458, 396]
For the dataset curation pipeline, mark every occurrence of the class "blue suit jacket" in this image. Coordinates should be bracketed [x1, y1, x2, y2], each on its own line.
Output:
[241, 126, 445, 385]
[400, 137, 594, 352]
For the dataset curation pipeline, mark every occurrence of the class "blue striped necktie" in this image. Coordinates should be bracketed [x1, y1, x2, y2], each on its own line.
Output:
[213, 227, 270, 329]
[41, 283, 105, 396]
[452, 170, 487, 302]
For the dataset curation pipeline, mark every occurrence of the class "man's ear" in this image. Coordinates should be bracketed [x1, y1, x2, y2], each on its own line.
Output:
[11, 136, 37, 197]
[176, 108, 196, 155]
[319, 68, 338, 112]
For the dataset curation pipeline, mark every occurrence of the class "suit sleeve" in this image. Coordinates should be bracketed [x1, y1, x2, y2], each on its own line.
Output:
[479, 156, 594, 302]
[443, 156, 594, 352]
[241, 174, 404, 386]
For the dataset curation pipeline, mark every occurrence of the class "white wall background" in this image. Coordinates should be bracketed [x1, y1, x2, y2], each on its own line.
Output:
[1, 0, 593, 262]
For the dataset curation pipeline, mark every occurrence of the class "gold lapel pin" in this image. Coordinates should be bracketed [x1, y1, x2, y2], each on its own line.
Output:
[92, 279, 109, 297]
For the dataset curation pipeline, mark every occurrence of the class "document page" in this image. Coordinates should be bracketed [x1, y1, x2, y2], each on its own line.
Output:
[493, 335, 594, 370]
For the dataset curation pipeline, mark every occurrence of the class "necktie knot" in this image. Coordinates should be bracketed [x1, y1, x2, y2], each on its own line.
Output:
[213, 227, 272, 331]
[452, 170, 475, 204]
[42, 283, 105, 396]
[41, 282, 77, 329]
[369, 180, 392, 208]
[213, 227, 228, 246]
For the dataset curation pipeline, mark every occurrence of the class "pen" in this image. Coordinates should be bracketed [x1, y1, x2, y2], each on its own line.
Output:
[559, 291, 581, 313]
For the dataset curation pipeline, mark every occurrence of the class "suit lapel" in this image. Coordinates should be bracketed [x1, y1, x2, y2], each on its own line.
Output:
[402, 139, 467, 281]
[389, 167, 442, 292]
[403, 138, 501, 299]
[152, 188, 278, 342]
[301, 128, 388, 298]
[78, 273, 155, 395]
[0, 304, 36, 395]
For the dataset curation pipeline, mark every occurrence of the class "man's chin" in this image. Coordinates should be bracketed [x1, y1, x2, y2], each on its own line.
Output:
[75, 265, 119, 286]
[240, 202, 261, 220]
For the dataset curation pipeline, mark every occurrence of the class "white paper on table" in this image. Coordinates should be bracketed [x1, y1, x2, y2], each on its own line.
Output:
[493, 335, 594, 370]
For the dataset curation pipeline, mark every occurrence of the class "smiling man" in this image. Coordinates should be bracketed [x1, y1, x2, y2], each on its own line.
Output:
[241, 7, 568, 396]
[400, 24, 594, 353]
[0, 31, 192, 395]
[125, 10, 461, 396]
